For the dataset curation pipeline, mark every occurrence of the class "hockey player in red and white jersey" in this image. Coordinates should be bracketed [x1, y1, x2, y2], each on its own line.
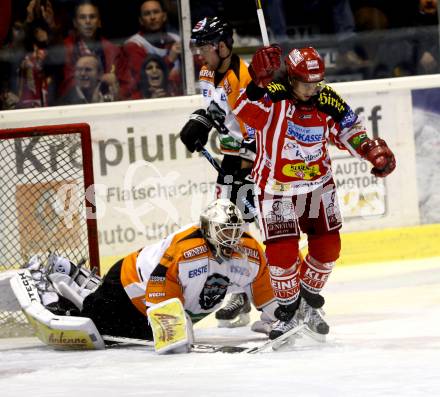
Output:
[233, 46, 396, 339]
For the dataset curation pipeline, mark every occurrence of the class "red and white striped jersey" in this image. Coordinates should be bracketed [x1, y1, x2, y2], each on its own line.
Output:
[233, 82, 367, 195]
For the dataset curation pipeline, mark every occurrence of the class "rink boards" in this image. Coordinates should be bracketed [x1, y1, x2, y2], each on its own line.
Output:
[1, 74, 439, 272]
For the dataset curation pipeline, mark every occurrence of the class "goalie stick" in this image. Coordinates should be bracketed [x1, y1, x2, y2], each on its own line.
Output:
[102, 323, 308, 354]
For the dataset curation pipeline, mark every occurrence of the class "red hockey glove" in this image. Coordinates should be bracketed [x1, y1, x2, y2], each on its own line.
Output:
[360, 138, 396, 177]
[248, 45, 281, 87]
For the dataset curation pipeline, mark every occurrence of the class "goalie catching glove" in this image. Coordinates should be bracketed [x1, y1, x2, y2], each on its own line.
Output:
[179, 109, 213, 152]
[360, 138, 396, 177]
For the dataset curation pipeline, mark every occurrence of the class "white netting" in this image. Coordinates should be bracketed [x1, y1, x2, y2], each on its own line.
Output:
[0, 125, 98, 337]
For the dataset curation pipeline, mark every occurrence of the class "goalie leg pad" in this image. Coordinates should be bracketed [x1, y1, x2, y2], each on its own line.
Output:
[10, 269, 105, 350]
[147, 298, 194, 354]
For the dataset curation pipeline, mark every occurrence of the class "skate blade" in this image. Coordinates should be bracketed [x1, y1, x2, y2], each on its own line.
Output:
[302, 326, 327, 343]
[217, 312, 250, 328]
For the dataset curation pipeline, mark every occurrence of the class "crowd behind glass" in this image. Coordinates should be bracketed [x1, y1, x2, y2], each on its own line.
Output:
[0, 0, 438, 110]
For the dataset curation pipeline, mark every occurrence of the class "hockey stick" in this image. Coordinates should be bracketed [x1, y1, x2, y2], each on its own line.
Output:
[102, 335, 249, 353]
[196, 143, 259, 221]
[255, 0, 270, 46]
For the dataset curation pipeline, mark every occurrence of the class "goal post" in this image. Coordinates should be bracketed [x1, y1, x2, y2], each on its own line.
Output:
[0, 123, 100, 336]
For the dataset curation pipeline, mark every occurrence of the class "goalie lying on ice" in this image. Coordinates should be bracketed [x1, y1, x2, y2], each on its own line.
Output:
[16, 199, 280, 352]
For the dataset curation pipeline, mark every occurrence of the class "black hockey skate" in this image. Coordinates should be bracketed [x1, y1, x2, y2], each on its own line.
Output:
[269, 302, 302, 340]
[215, 292, 251, 328]
[300, 299, 329, 341]
[299, 289, 329, 340]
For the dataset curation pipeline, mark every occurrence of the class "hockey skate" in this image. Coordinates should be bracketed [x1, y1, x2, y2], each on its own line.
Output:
[299, 299, 329, 343]
[215, 292, 251, 328]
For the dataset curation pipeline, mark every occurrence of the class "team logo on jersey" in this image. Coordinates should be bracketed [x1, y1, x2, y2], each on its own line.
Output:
[200, 69, 215, 79]
[282, 139, 323, 162]
[287, 121, 324, 143]
[183, 244, 208, 259]
[188, 264, 208, 278]
[230, 264, 250, 276]
[245, 124, 256, 139]
[317, 86, 346, 119]
[267, 82, 287, 94]
[263, 199, 299, 239]
[202, 88, 212, 98]
[223, 78, 232, 95]
[282, 162, 321, 180]
[339, 108, 358, 129]
[199, 273, 230, 310]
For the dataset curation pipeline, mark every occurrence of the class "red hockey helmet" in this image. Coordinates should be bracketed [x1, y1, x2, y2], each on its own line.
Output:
[285, 47, 325, 83]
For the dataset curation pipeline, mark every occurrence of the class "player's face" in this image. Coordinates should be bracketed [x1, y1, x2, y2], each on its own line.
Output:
[192, 44, 220, 71]
[291, 80, 320, 101]
[144, 60, 164, 87]
[74, 5, 101, 39]
[139, 1, 167, 32]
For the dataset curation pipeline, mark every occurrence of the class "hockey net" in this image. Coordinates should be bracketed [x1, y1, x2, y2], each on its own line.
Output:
[0, 123, 100, 337]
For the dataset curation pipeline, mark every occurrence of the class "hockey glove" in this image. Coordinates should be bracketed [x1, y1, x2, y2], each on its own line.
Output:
[360, 138, 396, 177]
[207, 101, 228, 135]
[248, 45, 282, 87]
[179, 109, 213, 153]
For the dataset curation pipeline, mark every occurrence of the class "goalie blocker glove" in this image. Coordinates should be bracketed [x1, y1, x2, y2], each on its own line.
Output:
[180, 109, 213, 152]
[360, 138, 396, 177]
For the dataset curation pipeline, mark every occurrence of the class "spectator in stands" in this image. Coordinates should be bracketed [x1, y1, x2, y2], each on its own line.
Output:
[56, 54, 117, 105]
[16, 18, 53, 108]
[412, 0, 439, 74]
[0, 0, 12, 47]
[123, 0, 182, 99]
[0, 20, 26, 110]
[1, 0, 59, 110]
[138, 54, 172, 99]
[59, 0, 131, 99]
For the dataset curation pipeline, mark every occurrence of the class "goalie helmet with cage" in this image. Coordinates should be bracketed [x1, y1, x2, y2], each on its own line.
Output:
[200, 199, 244, 260]
[190, 16, 234, 50]
[285, 47, 325, 83]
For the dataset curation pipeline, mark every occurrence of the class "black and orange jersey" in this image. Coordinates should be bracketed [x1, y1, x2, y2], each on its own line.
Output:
[199, 54, 256, 155]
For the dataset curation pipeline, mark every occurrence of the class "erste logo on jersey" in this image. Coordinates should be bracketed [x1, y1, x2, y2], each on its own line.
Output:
[287, 121, 324, 143]
[189, 264, 208, 278]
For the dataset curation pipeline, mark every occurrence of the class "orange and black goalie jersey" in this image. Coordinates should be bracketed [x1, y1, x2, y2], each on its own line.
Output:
[120, 223, 275, 322]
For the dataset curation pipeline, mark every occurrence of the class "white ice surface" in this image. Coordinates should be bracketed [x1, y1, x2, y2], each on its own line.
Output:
[1, 257, 439, 397]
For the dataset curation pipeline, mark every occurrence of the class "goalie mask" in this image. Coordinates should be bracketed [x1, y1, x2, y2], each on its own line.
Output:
[200, 199, 244, 261]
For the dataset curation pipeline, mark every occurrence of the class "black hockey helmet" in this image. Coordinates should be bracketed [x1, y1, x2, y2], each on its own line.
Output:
[190, 17, 234, 49]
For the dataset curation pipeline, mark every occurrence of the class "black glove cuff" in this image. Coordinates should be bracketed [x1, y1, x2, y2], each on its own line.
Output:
[246, 80, 266, 101]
